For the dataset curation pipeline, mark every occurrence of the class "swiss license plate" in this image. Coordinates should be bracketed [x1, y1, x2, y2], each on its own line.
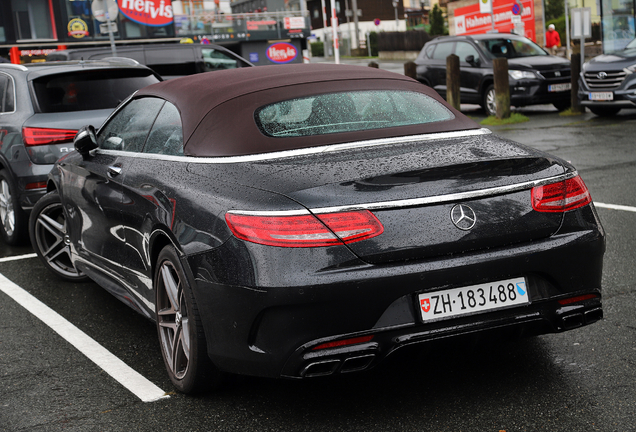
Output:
[418, 277, 529, 322]
[548, 83, 572, 92]
[589, 92, 613, 101]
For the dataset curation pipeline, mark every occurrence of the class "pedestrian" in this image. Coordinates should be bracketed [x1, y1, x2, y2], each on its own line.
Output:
[545, 24, 561, 55]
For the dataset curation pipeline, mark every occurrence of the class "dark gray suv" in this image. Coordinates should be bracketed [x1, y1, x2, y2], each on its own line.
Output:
[0, 59, 160, 245]
[579, 38, 636, 116]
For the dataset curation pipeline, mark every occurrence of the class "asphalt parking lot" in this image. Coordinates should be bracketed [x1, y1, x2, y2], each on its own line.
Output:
[1, 90, 635, 430]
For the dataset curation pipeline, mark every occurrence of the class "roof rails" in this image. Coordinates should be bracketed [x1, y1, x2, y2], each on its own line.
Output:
[101, 57, 140, 66]
[0, 63, 28, 71]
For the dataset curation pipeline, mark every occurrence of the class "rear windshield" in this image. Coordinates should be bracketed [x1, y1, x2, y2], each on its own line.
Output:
[33, 69, 159, 113]
[255, 90, 454, 137]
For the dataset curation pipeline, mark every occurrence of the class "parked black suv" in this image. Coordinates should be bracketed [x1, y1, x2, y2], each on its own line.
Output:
[415, 33, 572, 116]
[47, 43, 253, 79]
[579, 38, 636, 116]
[0, 59, 160, 245]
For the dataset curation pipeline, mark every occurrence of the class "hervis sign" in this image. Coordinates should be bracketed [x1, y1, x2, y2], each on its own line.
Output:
[118, 0, 174, 26]
[266, 42, 298, 64]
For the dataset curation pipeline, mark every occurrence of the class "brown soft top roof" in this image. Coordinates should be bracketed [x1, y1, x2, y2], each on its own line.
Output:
[135, 63, 480, 157]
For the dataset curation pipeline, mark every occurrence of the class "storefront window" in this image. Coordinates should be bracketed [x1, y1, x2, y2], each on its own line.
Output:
[60, 0, 174, 43]
[12, 0, 56, 40]
[0, 6, 6, 43]
[601, 0, 636, 52]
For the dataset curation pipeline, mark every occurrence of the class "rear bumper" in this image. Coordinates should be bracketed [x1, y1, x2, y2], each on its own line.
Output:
[188, 206, 605, 380]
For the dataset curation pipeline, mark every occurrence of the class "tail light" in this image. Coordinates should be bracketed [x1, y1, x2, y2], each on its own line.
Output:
[22, 127, 78, 146]
[531, 175, 592, 212]
[225, 210, 384, 247]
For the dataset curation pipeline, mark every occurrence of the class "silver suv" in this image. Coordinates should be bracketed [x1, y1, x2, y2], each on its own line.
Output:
[0, 59, 160, 244]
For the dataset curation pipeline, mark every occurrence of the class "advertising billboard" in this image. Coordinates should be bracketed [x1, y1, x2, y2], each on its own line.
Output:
[453, 0, 535, 41]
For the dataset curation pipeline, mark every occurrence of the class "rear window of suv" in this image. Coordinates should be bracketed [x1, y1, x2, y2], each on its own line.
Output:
[33, 69, 159, 113]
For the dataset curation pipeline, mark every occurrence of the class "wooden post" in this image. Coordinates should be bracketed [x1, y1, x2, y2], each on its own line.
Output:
[404, 61, 417, 80]
[493, 58, 510, 119]
[446, 54, 460, 111]
[570, 53, 583, 114]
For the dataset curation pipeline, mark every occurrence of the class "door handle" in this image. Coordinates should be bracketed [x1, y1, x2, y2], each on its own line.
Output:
[108, 165, 122, 176]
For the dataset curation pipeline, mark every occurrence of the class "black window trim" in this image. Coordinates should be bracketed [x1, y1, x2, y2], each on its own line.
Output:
[0, 72, 17, 115]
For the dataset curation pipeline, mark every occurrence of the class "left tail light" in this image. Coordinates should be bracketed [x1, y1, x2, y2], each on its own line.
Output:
[22, 127, 78, 146]
[225, 210, 384, 247]
[531, 175, 592, 213]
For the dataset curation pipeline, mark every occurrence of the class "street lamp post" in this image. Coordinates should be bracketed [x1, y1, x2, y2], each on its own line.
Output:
[392, 0, 399, 29]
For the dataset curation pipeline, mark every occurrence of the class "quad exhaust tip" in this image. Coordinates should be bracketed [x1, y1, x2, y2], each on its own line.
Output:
[301, 354, 376, 378]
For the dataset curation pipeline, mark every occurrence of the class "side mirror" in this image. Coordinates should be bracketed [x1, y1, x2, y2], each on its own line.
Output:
[465, 55, 481, 66]
[74, 125, 97, 157]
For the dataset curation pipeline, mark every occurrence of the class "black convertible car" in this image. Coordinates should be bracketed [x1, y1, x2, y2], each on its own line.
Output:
[29, 64, 605, 394]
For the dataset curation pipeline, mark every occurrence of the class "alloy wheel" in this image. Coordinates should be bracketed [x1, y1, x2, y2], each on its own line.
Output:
[157, 260, 192, 380]
[485, 88, 497, 117]
[32, 201, 83, 279]
[0, 179, 15, 237]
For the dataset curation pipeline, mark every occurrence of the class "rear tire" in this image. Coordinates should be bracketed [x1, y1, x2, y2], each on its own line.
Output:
[0, 169, 26, 245]
[589, 106, 621, 116]
[155, 245, 222, 394]
[29, 191, 87, 282]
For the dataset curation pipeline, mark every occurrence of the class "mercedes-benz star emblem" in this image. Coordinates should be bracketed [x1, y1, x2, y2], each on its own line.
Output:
[450, 204, 477, 230]
[597, 72, 608, 80]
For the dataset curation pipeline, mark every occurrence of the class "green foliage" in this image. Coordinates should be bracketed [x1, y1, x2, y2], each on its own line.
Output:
[545, 0, 564, 22]
[368, 31, 378, 56]
[430, 4, 446, 36]
[480, 113, 530, 125]
[311, 41, 324, 57]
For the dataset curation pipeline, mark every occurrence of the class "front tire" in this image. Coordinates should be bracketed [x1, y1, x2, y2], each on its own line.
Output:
[155, 245, 221, 394]
[29, 191, 87, 282]
[482, 85, 497, 117]
[0, 169, 26, 245]
[553, 100, 571, 111]
[589, 106, 621, 116]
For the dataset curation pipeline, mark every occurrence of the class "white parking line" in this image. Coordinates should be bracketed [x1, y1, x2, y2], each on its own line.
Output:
[0, 253, 37, 262]
[0, 273, 169, 403]
[595, 202, 636, 213]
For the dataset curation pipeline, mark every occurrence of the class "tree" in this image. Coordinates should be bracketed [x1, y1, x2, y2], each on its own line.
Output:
[429, 4, 445, 36]
[545, 0, 564, 22]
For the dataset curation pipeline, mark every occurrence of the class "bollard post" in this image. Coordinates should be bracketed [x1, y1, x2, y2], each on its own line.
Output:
[368, 61, 379, 68]
[446, 54, 460, 111]
[493, 58, 510, 119]
[404, 61, 417, 80]
[570, 53, 583, 114]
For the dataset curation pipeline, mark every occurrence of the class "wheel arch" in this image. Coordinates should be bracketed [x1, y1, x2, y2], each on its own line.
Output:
[480, 77, 494, 98]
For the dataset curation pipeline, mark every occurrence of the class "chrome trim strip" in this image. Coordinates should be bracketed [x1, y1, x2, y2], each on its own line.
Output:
[227, 172, 578, 216]
[96, 128, 492, 164]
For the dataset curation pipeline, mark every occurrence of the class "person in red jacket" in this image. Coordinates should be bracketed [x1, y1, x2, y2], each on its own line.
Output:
[545, 24, 561, 55]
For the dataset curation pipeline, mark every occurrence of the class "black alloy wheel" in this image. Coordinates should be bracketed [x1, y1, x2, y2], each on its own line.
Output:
[155, 245, 220, 394]
[29, 191, 87, 282]
[0, 169, 26, 245]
